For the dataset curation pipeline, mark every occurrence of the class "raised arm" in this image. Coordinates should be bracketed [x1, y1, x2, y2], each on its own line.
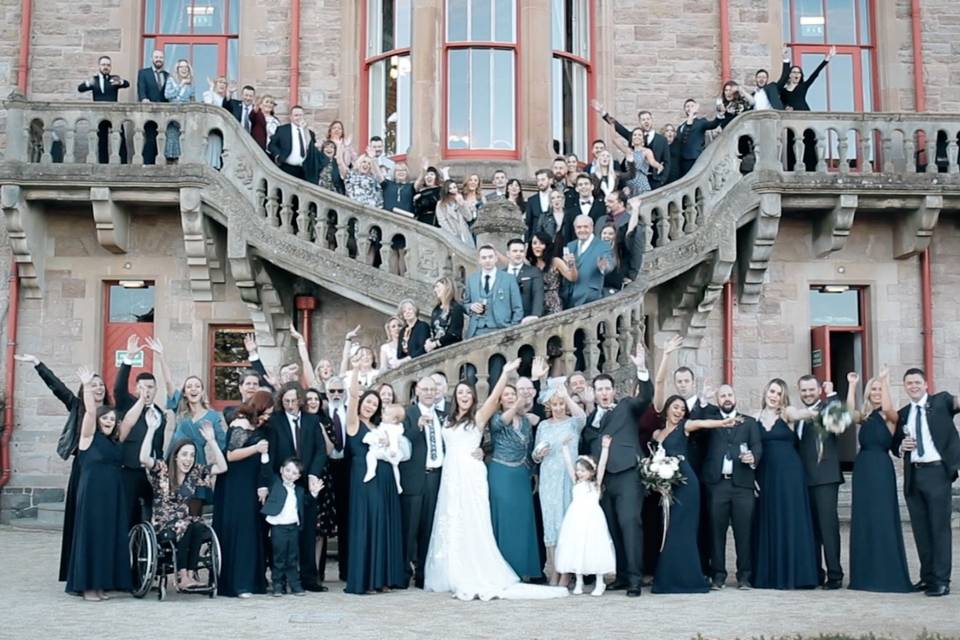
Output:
[145, 337, 175, 400]
[845, 371, 862, 423]
[339, 325, 361, 376]
[591, 99, 631, 142]
[783, 404, 818, 424]
[16, 355, 76, 409]
[804, 47, 834, 88]
[477, 358, 522, 429]
[243, 333, 275, 391]
[139, 419, 161, 470]
[119, 393, 146, 443]
[653, 336, 683, 412]
[877, 367, 899, 429]
[199, 421, 228, 475]
[551, 256, 579, 283]
[685, 416, 736, 433]
[289, 323, 318, 388]
[115, 334, 143, 411]
[345, 369, 361, 437]
[76, 367, 99, 452]
[596, 434, 612, 487]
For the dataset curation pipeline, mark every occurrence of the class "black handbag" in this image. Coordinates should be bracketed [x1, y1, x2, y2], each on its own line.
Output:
[56, 411, 80, 460]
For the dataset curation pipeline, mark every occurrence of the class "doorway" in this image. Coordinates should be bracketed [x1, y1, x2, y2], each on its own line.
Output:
[102, 280, 156, 395]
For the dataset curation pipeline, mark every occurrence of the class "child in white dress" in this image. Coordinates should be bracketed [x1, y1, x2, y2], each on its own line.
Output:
[362, 404, 406, 493]
[554, 434, 616, 596]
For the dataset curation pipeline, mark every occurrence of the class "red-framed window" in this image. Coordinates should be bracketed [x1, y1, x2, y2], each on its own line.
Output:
[208, 324, 253, 410]
[551, 0, 595, 160]
[360, 0, 413, 158]
[142, 0, 239, 84]
[443, 0, 519, 158]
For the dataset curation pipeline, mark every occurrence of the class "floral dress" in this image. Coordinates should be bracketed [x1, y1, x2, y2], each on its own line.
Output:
[149, 461, 213, 542]
[534, 415, 587, 546]
[625, 149, 652, 196]
[316, 422, 338, 537]
[542, 265, 562, 315]
[345, 172, 384, 208]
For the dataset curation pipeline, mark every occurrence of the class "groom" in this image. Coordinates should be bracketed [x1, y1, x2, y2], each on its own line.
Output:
[399, 375, 444, 589]
[580, 343, 654, 597]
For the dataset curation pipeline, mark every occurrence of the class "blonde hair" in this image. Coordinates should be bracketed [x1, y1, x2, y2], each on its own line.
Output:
[860, 376, 881, 416]
[257, 94, 276, 113]
[174, 59, 193, 81]
[760, 378, 790, 413]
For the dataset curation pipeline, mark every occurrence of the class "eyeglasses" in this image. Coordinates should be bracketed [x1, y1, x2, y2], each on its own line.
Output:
[328, 389, 344, 394]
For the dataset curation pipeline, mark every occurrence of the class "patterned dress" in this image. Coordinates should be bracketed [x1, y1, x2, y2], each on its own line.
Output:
[542, 265, 563, 315]
[534, 415, 587, 546]
[148, 461, 213, 542]
[345, 172, 384, 208]
[624, 149, 652, 196]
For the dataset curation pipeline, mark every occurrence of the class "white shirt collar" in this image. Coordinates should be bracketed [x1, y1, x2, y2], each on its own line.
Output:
[913, 394, 928, 408]
[685, 395, 698, 411]
[481, 268, 497, 279]
[578, 234, 594, 251]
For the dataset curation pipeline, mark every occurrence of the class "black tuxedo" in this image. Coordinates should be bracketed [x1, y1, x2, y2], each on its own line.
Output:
[505, 263, 544, 318]
[893, 392, 960, 589]
[80, 74, 130, 164]
[398, 403, 444, 587]
[796, 397, 844, 585]
[261, 412, 328, 587]
[323, 405, 351, 581]
[580, 378, 654, 589]
[676, 116, 724, 177]
[567, 199, 606, 226]
[524, 192, 551, 241]
[267, 124, 318, 181]
[610, 119, 671, 190]
[756, 83, 785, 110]
[137, 67, 169, 165]
[114, 363, 165, 530]
[702, 412, 763, 584]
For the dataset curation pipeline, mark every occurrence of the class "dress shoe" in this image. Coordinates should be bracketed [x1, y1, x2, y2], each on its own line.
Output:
[912, 580, 929, 592]
[925, 585, 949, 597]
[822, 580, 842, 590]
[710, 580, 725, 591]
[626, 587, 642, 597]
[607, 580, 629, 591]
[737, 581, 752, 591]
[303, 583, 328, 592]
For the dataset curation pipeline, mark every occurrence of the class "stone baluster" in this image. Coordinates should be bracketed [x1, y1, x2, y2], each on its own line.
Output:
[296, 203, 312, 241]
[860, 128, 873, 173]
[255, 182, 268, 218]
[905, 134, 917, 174]
[132, 121, 145, 165]
[279, 196, 295, 234]
[600, 316, 617, 371]
[64, 128, 76, 163]
[640, 206, 654, 253]
[265, 190, 280, 226]
[379, 240, 392, 273]
[925, 132, 938, 174]
[357, 221, 373, 266]
[792, 128, 805, 172]
[815, 133, 828, 173]
[583, 323, 601, 379]
[85, 129, 98, 164]
[475, 358, 491, 400]
[837, 130, 850, 174]
[881, 134, 894, 173]
[682, 197, 698, 233]
[41, 129, 53, 163]
[560, 326, 577, 377]
[654, 208, 670, 248]
[335, 219, 350, 256]
[156, 128, 167, 161]
[616, 310, 631, 366]
[109, 129, 122, 164]
[668, 202, 684, 241]
[947, 134, 959, 173]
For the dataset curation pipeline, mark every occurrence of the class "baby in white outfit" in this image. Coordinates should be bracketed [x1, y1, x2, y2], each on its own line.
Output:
[362, 404, 407, 494]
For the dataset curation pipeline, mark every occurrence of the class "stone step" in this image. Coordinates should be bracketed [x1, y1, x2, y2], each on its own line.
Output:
[35, 502, 65, 527]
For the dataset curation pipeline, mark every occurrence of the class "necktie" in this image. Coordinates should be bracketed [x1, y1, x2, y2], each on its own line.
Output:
[483, 274, 491, 295]
[292, 416, 301, 457]
[155, 70, 162, 92]
[298, 127, 306, 159]
[914, 405, 926, 458]
[331, 411, 344, 450]
[100, 74, 106, 93]
[426, 411, 439, 464]
[242, 107, 250, 131]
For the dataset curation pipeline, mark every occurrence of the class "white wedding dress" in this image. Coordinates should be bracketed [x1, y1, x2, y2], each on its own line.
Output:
[423, 423, 568, 601]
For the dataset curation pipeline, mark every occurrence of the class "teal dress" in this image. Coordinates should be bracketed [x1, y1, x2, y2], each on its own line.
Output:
[487, 412, 541, 579]
[167, 390, 226, 504]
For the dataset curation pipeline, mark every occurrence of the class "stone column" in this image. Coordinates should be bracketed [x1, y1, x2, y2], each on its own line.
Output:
[520, 0, 554, 173]
[410, 0, 442, 166]
[472, 200, 526, 250]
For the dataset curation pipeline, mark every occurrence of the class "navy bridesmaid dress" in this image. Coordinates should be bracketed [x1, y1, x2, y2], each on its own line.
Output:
[651, 426, 710, 593]
[65, 431, 132, 594]
[752, 418, 818, 589]
[345, 423, 406, 594]
[848, 410, 912, 592]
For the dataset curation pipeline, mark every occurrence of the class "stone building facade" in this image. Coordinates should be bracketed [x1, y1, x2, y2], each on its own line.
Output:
[1, 0, 959, 520]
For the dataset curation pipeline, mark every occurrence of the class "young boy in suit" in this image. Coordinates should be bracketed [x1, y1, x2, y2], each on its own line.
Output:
[262, 457, 321, 596]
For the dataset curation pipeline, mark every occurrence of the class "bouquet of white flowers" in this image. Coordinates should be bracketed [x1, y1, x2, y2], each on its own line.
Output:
[814, 400, 853, 462]
[638, 443, 687, 551]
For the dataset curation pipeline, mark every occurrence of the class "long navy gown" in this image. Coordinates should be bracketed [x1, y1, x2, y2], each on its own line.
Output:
[752, 418, 818, 589]
[65, 431, 132, 593]
[345, 423, 406, 594]
[848, 410, 912, 592]
[213, 426, 268, 596]
[651, 426, 710, 593]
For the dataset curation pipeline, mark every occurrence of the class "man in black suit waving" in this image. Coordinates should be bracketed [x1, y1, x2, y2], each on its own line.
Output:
[702, 384, 763, 590]
[258, 383, 329, 591]
[676, 98, 725, 178]
[592, 102, 670, 190]
[504, 238, 544, 323]
[267, 105, 317, 181]
[580, 342, 653, 597]
[78, 55, 130, 164]
[795, 374, 843, 589]
[136, 49, 169, 165]
[894, 368, 960, 597]
[398, 375, 443, 588]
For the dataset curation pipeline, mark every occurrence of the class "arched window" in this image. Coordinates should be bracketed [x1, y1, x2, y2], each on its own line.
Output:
[362, 0, 413, 157]
[551, 0, 592, 159]
[444, 0, 518, 157]
[142, 0, 239, 83]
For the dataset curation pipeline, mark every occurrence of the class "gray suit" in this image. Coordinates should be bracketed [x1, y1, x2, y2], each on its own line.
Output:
[566, 236, 613, 307]
[462, 269, 523, 338]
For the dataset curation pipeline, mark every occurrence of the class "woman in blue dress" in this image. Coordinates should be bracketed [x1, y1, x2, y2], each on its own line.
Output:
[65, 366, 130, 601]
[846, 367, 912, 592]
[344, 368, 406, 594]
[752, 378, 819, 589]
[488, 359, 542, 580]
[651, 394, 734, 594]
[163, 58, 194, 161]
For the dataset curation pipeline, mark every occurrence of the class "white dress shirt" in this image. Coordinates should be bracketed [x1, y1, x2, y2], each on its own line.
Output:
[285, 126, 307, 166]
[908, 395, 942, 463]
[419, 403, 444, 469]
[538, 190, 550, 212]
[286, 412, 301, 451]
[720, 409, 736, 475]
[328, 403, 347, 459]
[579, 199, 594, 216]
[507, 263, 523, 278]
[753, 86, 772, 111]
[265, 481, 300, 526]
[577, 235, 594, 255]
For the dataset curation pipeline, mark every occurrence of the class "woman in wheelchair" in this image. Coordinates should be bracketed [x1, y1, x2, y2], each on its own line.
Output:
[140, 417, 227, 590]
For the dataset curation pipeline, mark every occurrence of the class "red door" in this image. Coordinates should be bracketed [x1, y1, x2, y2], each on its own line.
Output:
[810, 325, 831, 385]
[102, 281, 156, 395]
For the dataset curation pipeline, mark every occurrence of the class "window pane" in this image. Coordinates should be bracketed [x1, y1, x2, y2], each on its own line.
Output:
[826, 0, 856, 43]
[396, 0, 412, 49]
[447, 49, 470, 148]
[143, 38, 156, 63]
[447, 0, 468, 41]
[145, 0, 157, 32]
[227, 39, 238, 80]
[551, 0, 564, 50]
[213, 366, 244, 402]
[213, 329, 249, 363]
[471, 50, 492, 148]
[472, 0, 492, 41]
[494, 0, 514, 42]
[795, 0, 825, 43]
[858, 0, 871, 44]
[552, 0, 587, 56]
[160, 0, 193, 34]
[192, 0, 226, 35]
[809, 289, 860, 326]
[827, 53, 854, 111]
[552, 57, 587, 158]
[163, 43, 191, 72]
[228, 0, 238, 33]
[193, 43, 220, 86]
[369, 55, 412, 155]
[491, 49, 515, 149]
[861, 49, 873, 111]
[108, 284, 155, 323]
[801, 53, 828, 111]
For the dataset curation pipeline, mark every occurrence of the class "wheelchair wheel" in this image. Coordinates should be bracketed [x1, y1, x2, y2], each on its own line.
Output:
[196, 522, 221, 597]
[128, 523, 158, 599]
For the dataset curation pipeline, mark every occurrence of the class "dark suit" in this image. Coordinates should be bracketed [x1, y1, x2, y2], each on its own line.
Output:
[114, 363, 165, 530]
[261, 478, 305, 593]
[595, 211, 644, 281]
[79, 74, 130, 164]
[702, 412, 763, 585]
[893, 392, 960, 589]
[524, 192, 551, 241]
[137, 67, 169, 165]
[580, 378, 654, 589]
[398, 403, 443, 588]
[567, 199, 606, 226]
[260, 412, 328, 587]
[506, 264, 544, 318]
[532, 207, 576, 246]
[796, 397, 844, 585]
[608, 118, 671, 190]
[676, 116, 724, 177]
[755, 83, 785, 110]
[324, 405, 351, 581]
[267, 124, 317, 181]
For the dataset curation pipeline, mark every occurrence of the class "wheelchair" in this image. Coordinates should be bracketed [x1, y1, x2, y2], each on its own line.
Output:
[129, 520, 221, 600]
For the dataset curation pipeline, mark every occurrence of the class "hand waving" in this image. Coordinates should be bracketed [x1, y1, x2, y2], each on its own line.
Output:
[530, 356, 549, 381]
[144, 336, 164, 354]
[77, 366, 95, 386]
[503, 358, 522, 375]
[243, 333, 258, 354]
[663, 335, 683, 354]
[846, 371, 859, 386]
[14, 354, 39, 366]
[628, 341, 648, 373]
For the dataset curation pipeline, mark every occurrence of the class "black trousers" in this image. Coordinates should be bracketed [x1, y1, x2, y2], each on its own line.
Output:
[708, 479, 755, 584]
[809, 482, 843, 584]
[59, 456, 81, 582]
[906, 464, 954, 588]
[121, 467, 153, 531]
[280, 163, 306, 180]
[297, 489, 320, 587]
[271, 523, 303, 592]
[600, 468, 645, 589]
[679, 157, 697, 178]
[400, 468, 442, 588]
[326, 458, 351, 581]
[173, 522, 209, 572]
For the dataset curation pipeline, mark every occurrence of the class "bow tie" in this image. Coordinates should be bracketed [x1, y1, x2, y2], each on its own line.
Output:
[581, 200, 592, 205]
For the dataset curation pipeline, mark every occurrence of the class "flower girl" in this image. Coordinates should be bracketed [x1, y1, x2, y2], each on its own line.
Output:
[554, 434, 616, 596]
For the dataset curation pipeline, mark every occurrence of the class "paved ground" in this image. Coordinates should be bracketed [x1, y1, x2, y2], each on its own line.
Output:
[2, 524, 959, 640]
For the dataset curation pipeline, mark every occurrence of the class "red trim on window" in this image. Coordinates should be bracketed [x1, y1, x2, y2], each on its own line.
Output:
[140, 0, 238, 73]
[208, 324, 254, 410]
[358, 1, 412, 158]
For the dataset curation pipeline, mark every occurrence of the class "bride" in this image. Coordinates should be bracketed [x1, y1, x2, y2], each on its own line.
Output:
[424, 358, 567, 601]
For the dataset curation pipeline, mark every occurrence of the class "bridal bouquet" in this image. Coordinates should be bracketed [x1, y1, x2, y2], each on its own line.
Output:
[813, 399, 853, 462]
[638, 443, 687, 551]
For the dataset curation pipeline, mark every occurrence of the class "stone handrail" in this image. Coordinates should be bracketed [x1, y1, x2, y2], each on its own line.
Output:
[380, 110, 960, 399]
[1, 99, 479, 312]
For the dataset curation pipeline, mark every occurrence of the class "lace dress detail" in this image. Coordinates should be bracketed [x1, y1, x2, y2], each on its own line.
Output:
[625, 150, 652, 195]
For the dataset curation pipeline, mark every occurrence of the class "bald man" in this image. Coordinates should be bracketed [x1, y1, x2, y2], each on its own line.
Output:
[565, 215, 613, 307]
